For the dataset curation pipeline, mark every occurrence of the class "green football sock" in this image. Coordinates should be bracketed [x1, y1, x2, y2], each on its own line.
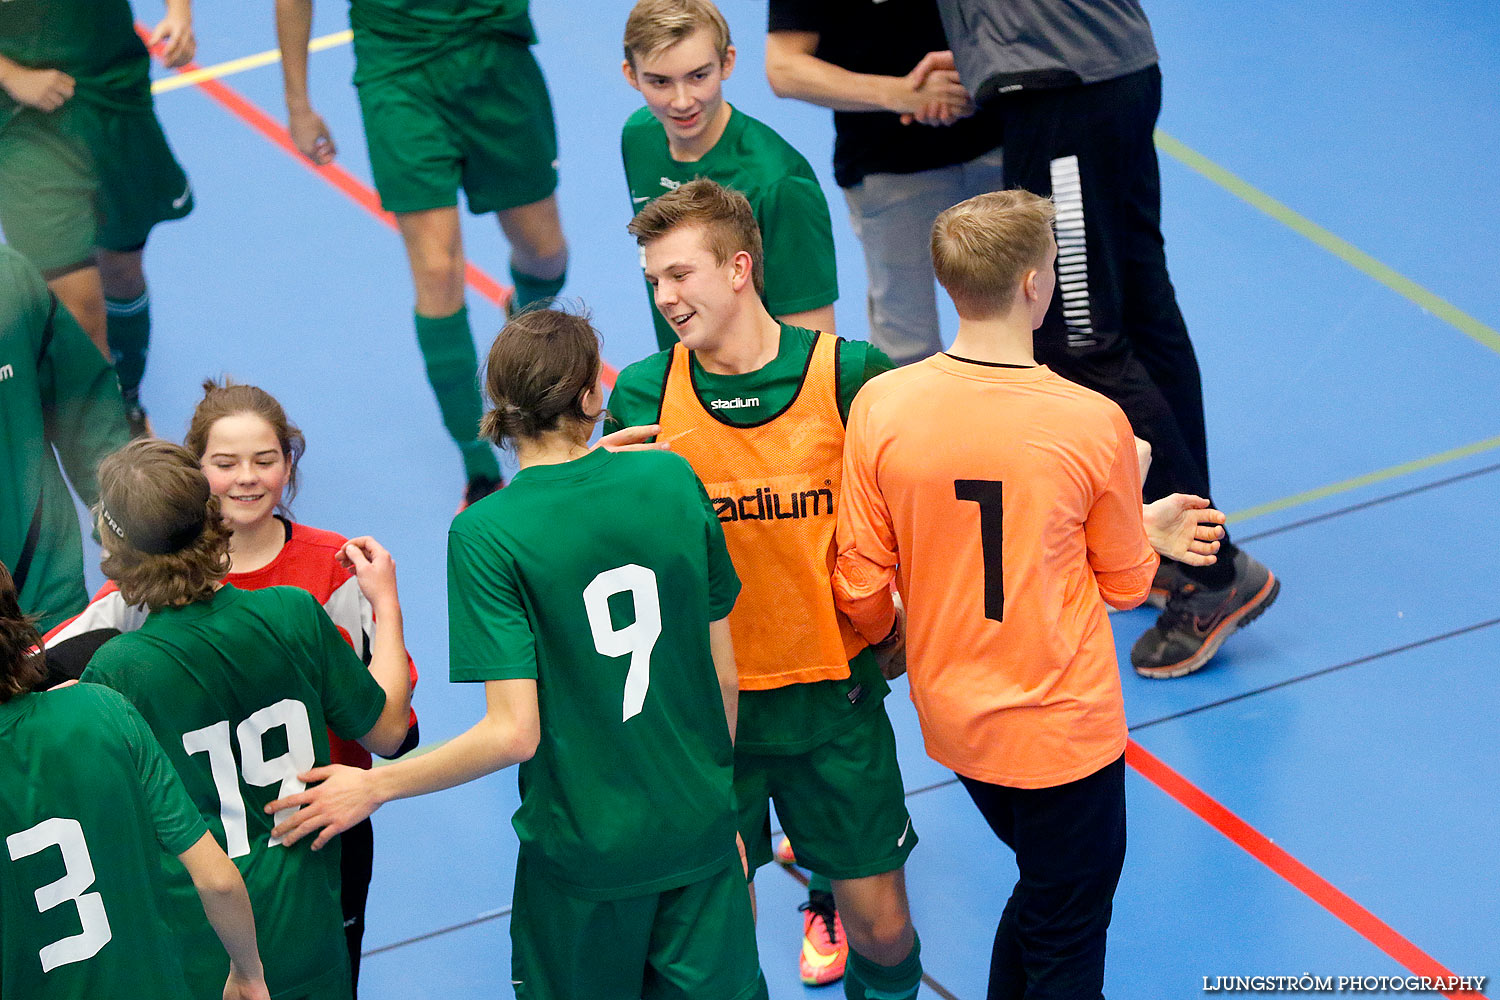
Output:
[105, 290, 151, 406]
[844, 930, 921, 1000]
[809, 872, 833, 894]
[509, 246, 568, 314]
[413, 306, 500, 482]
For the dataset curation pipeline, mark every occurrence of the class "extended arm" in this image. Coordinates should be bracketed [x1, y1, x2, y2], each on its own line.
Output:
[34, 270, 131, 505]
[148, 0, 196, 68]
[341, 538, 413, 756]
[1142, 495, 1224, 566]
[176, 834, 270, 1000]
[268, 678, 539, 849]
[765, 31, 972, 124]
[832, 399, 899, 644]
[1087, 414, 1160, 609]
[709, 617, 738, 744]
[274, 0, 337, 163]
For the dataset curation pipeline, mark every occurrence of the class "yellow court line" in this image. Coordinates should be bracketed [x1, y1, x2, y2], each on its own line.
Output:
[150, 29, 352, 94]
[1156, 130, 1500, 357]
[1226, 432, 1500, 526]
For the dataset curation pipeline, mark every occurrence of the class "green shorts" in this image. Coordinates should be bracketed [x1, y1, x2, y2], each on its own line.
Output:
[355, 35, 559, 216]
[510, 856, 767, 1000]
[0, 103, 191, 275]
[735, 702, 917, 880]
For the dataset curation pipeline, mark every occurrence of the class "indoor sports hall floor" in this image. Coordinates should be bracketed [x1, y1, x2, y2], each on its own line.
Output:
[70, 2, 1500, 996]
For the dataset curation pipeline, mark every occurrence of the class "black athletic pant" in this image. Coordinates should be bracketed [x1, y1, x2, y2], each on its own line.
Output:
[958, 755, 1126, 1000]
[342, 818, 374, 995]
[996, 65, 1238, 582]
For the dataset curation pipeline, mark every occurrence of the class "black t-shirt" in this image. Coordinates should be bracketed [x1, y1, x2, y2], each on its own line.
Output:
[768, 0, 1002, 187]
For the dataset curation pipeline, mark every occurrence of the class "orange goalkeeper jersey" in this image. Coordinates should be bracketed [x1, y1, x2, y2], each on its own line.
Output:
[833, 355, 1157, 788]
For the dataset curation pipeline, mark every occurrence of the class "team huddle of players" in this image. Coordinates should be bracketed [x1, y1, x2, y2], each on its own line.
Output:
[1, 0, 1248, 999]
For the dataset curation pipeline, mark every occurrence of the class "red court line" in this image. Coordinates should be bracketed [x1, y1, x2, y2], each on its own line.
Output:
[1127, 740, 1486, 999]
[144, 34, 619, 386]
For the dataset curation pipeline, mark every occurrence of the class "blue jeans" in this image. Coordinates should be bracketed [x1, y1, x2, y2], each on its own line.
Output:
[841, 146, 1005, 366]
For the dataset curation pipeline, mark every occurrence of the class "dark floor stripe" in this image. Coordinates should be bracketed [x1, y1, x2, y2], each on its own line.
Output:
[363, 906, 512, 958]
[1238, 461, 1500, 543]
[1129, 616, 1500, 732]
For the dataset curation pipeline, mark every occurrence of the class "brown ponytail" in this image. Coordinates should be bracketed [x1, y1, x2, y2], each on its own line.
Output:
[479, 307, 603, 448]
[0, 561, 45, 703]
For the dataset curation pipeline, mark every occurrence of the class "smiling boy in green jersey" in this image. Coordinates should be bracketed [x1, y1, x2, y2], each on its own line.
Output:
[277, 0, 569, 506]
[621, 0, 839, 352]
[0, 0, 195, 435]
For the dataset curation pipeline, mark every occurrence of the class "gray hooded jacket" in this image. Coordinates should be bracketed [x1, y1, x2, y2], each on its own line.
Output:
[936, 0, 1159, 103]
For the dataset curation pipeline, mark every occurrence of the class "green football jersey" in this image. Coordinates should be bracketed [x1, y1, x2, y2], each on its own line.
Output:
[349, 0, 535, 85]
[620, 106, 839, 350]
[82, 584, 385, 999]
[448, 448, 741, 899]
[0, 0, 151, 116]
[1, 684, 204, 1000]
[0, 246, 130, 632]
[606, 326, 895, 754]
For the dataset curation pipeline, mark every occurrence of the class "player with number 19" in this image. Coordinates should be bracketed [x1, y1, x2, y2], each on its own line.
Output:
[78, 439, 413, 1000]
[267, 308, 767, 1000]
[0, 560, 270, 1000]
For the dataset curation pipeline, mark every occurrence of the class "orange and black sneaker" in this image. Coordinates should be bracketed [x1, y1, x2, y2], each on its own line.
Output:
[798, 891, 847, 986]
[1132, 549, 1279, 679]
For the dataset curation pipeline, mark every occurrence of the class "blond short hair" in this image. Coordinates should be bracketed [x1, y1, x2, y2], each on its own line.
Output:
[628, 178, 765, 300]
[623, 0, 732, 67]
[932, 189, 1057, 319]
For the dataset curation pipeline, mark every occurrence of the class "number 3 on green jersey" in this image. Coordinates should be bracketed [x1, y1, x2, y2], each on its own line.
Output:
[583, 565, 662, 722]
[7, 818, 112, 972]
[183, 699, 315, 857]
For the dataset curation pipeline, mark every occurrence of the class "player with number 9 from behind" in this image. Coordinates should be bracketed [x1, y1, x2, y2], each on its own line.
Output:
[0, 559, 271, 1000]
[78, 438, 412, 1000]
[266, 307, 769, 1000]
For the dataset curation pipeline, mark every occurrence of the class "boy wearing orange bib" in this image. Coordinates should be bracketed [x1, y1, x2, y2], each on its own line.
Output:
[607, 179, 923, 1000]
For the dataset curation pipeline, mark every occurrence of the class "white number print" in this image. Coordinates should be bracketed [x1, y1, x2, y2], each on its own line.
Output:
[182, 720, 246, 857]
[583, 564, 663, 722]
[7, 818, 113, 972]
[183, 698, 316, 857]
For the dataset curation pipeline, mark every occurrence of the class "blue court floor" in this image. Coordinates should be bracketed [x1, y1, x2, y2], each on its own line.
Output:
[53, 1, 1500, 997]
